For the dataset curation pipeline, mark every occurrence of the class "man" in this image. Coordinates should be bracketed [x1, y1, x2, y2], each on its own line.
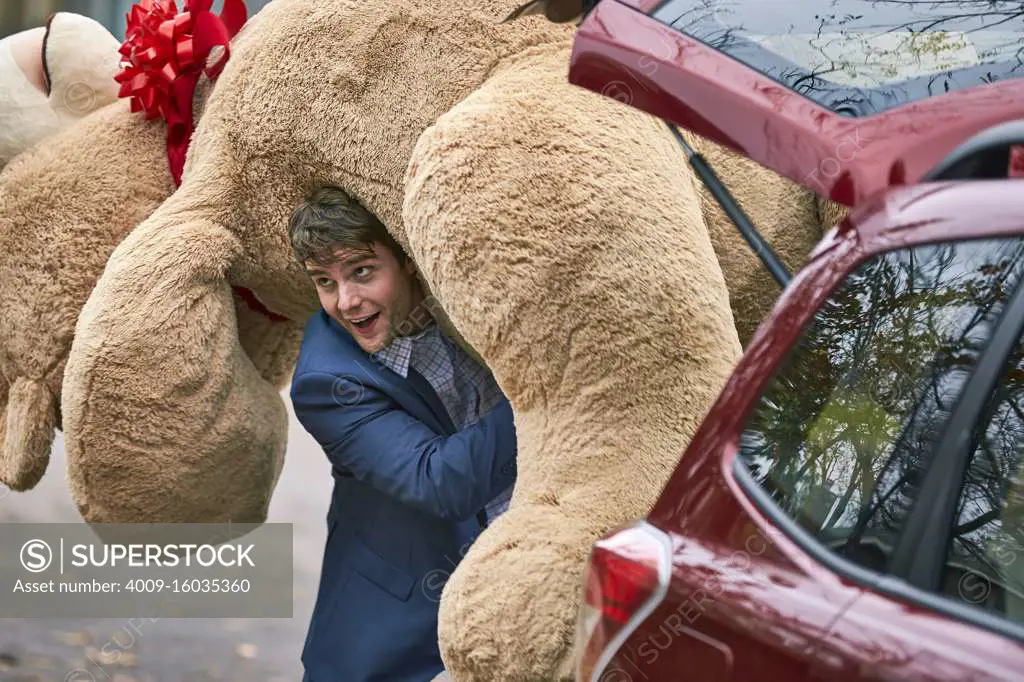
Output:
[289, 186, 516, 682]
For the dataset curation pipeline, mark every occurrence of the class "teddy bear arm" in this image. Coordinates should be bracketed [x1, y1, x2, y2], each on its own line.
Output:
[233, 296, 306, 389]
[0, 376, 57, 491]
[62, 212, 288, 524]
[0, 102, 179, 494]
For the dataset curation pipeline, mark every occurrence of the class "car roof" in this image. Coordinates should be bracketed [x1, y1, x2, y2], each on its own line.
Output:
[570, 0, 1024, 205]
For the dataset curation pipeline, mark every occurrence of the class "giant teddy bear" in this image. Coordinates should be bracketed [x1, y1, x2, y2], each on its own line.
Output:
[0, 0, 840, 679]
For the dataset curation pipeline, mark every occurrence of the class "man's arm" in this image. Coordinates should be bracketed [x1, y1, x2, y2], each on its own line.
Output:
[291, 371, 516, 521]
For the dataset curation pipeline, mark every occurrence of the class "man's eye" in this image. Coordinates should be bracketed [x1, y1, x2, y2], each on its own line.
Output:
[315, 278, 333, 288]
[354, 266, 374, 279]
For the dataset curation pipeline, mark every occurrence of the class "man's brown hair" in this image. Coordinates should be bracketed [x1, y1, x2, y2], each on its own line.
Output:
[288, 186, 406, 266]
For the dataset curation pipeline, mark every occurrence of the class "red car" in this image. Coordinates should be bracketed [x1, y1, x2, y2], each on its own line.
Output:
[567, 0, 1024, 680]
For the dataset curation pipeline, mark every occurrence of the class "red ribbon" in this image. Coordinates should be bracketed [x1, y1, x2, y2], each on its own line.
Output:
[115, 0, 247, 186]
[115, 0, 288, 324]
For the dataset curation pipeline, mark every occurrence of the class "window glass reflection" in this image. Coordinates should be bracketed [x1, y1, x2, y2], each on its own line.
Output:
[650, 0, 1024, 115]
[740, 238, 1024, 573]
[943, 334, 1024, 623]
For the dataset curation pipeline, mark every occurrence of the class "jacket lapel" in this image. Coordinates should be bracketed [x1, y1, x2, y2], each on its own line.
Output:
[405, 366, 457, 435]
[326, 313, 457, 435]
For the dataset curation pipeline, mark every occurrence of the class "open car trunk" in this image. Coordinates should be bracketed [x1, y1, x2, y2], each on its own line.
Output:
[569, 0, 1024, 206]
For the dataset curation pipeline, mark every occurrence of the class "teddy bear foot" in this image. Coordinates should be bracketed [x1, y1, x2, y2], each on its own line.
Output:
[0, 376, 57, 491]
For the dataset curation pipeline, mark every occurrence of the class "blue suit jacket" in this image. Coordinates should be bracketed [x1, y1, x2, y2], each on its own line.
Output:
[291, 310, 517, 682]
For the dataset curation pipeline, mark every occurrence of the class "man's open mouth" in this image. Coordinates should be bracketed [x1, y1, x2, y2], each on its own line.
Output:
[351, 312, 380, 330]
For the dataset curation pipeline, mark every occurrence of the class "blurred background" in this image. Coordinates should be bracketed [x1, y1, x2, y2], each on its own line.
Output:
[1, 421, 331, 682]
[1, 4, 330, 681]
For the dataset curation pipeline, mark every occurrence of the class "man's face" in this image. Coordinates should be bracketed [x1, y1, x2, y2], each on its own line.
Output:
[306, 242, 424, 353]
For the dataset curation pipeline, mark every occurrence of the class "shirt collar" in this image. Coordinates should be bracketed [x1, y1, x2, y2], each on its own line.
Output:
[373, 320, 437, 378]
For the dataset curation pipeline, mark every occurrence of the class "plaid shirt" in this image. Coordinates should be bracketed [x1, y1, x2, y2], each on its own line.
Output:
[374, 322, 513, 522]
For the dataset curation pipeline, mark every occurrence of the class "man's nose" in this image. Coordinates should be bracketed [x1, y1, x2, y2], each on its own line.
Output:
[336, 284, 363, 314]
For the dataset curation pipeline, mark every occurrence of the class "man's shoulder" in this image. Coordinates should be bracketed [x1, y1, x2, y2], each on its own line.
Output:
[294, 310, 367, 378]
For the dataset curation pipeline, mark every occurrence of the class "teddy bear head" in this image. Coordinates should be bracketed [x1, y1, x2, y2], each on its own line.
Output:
[0, 12, 121, 168]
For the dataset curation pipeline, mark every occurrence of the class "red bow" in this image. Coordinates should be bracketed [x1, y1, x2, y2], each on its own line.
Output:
[114, 0, 288, 323]
[115, 0, 247, 185]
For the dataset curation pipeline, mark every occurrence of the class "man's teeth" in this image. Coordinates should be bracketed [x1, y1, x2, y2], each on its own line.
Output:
[352, 314, 375, 324]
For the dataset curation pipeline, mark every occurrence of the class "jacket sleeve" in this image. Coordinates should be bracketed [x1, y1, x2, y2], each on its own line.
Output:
[290, 371, 517, 521]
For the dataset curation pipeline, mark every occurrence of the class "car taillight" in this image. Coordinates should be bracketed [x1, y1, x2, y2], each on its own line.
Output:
[575, 521, 671, 682]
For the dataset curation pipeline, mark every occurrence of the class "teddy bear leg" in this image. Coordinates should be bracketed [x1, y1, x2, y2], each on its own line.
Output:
[403, 46, 741, 681]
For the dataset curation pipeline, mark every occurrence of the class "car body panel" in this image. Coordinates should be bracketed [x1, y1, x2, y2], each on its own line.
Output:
[809, 588, 1024, 681]
[568, 0, 1024, 677]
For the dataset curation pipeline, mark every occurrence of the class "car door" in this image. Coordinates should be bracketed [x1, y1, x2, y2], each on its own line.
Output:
[803, 239, 1024, 681]
[730, 234, 1024, 681]
[805, 374, 1024, 680]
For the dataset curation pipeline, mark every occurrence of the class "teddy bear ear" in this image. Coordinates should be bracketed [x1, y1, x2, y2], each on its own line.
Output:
[42, 12, 121, 120]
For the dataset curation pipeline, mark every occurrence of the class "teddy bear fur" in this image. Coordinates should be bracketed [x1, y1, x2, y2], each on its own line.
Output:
[37, 0, 842, 678]
[0, 103, 173, 491]
[404, 49, 843, 680]
[0, 13, 161, 491]
[0, 0, 841, 678]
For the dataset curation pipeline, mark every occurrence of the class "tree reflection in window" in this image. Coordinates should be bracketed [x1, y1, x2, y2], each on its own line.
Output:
[739, 238, 1024, 574]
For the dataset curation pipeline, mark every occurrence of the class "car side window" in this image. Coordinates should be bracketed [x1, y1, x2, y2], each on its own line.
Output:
[942, 334, 1024, 623]
[739, 238, 1024, 574]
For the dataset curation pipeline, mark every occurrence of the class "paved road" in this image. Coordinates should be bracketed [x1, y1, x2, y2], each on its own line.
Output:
[0, 390, 332, 682]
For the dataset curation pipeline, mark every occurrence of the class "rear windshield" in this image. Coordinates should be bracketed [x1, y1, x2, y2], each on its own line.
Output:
[650, 0, 1024, 116]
